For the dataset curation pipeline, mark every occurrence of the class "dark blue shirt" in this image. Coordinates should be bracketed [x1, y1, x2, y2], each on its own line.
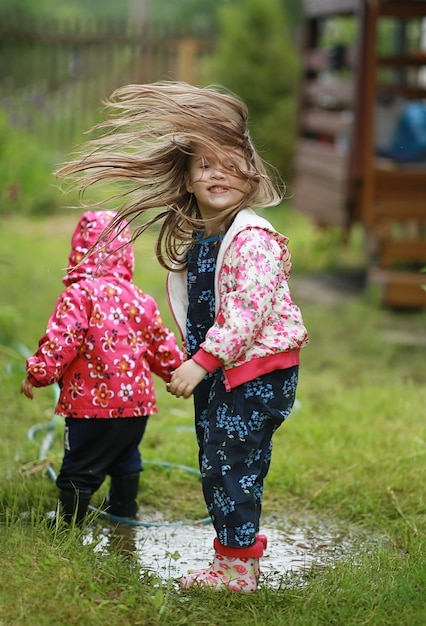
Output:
[186, 233, 223, 357]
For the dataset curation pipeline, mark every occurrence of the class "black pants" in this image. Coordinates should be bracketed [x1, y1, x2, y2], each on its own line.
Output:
[56, 416, 148, 495]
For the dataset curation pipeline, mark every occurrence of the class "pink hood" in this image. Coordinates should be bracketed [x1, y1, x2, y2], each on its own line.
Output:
[63, 210, 134, 286]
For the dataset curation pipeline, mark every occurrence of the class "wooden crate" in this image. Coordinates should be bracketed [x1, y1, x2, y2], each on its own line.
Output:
[368, 267, 426, 308]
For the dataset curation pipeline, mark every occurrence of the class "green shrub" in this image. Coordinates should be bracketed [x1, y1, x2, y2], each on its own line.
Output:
[0, 112, 61, 216]
[0, 305, 22, 347]
[203, 0, 300, 178]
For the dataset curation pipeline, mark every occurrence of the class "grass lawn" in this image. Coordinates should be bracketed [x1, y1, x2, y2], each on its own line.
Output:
[0, 206, 425, 625]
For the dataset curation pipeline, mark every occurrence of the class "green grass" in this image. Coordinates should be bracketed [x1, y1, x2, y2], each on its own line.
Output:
[1, 207, 425, 625]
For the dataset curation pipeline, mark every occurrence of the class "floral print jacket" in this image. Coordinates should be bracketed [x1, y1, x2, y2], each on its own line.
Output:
[26, 211, 183, 418]
[167, 208, 308, 391]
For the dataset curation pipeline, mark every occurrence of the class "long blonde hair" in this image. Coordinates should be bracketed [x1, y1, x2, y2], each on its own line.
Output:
[55, 81, 283, 271]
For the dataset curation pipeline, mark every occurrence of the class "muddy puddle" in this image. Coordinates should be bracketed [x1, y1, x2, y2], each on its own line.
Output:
[28, 419, 381, 589]
[83, 512, 378, 589]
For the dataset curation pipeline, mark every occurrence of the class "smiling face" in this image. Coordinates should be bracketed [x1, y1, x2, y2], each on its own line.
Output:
[184, 146, 250, 229]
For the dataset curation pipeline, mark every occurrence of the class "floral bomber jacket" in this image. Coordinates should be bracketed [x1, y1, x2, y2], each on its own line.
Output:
[26, 211, 183, 418]
[167, 208, 309, 391]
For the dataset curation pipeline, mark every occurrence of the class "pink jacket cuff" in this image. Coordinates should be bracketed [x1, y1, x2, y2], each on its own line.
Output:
[192, 348, 222, 373]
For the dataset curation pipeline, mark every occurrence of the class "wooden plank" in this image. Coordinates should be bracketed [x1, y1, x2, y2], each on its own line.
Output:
[374, 168, 426, 212]
[374, 200, 426, 220]
[301, 109, 354, 137]
[296, 139, 349, 166]
[293, 140, 349, 227]
[304, 48, 357, 72]
[368, 267, 426, 308]
[379, 239, 426, 267]
[363, 164, 426, 220]
[303, 0, 359, 17]
[292, 173, 348, 227]
[303, 78, 355, 106]
[378, 54, 426, 67]
[375, 167, 426, 189]
[384, 281, 426, 308]
[379, 2, 426, 19]
[295, 141, 349, 182]
[292, 173, 347, 203]
[377, 84, 426, 99]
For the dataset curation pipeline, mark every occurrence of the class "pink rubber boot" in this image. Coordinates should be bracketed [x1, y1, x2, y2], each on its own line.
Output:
[255, 534, 268, 578]
[180, 536, 266, 593]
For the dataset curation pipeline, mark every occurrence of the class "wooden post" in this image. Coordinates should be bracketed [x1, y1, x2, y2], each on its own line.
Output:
[176, 37, 198, 85]
[358, 0, 379, 227]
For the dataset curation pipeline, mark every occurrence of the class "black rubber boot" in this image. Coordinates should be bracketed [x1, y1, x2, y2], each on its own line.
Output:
[107, 471, 140, 518]
[59, 488, 92, 527]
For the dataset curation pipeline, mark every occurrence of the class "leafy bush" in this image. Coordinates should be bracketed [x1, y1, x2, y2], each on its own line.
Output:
[0, 305, 22, 348]
[0, 112, 61, 216]
[203, 0, 300, 179]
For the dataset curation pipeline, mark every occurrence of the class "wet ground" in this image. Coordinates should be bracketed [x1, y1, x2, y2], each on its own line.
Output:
[32, 267, 391, 588]
[84, 511, 379, 589]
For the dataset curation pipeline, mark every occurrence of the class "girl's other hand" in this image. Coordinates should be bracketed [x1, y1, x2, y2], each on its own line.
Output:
[20, 378, 34, 399]
[167, 360, 207, 399]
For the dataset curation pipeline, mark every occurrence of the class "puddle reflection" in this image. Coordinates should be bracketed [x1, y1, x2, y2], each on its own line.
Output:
[84, 512, 373, 589]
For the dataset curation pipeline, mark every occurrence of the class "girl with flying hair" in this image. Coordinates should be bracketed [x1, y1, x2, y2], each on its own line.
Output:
[56, 81, 309, 592]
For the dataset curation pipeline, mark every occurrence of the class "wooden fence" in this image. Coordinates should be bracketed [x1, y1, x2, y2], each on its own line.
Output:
[0, 18, 214, 151]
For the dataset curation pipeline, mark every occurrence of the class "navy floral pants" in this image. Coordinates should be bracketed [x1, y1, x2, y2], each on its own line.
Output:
[193, 365, 298, 548]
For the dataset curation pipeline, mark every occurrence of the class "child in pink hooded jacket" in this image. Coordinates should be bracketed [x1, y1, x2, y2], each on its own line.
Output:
[20, 210, 183, 525]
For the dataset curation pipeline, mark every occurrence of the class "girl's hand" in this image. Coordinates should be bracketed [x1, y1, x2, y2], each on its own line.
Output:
[167, 360, 207, 399]
[20, 378, 34, 399]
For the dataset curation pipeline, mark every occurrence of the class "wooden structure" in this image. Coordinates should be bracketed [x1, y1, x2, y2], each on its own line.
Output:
[294, 0, 426, 307]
